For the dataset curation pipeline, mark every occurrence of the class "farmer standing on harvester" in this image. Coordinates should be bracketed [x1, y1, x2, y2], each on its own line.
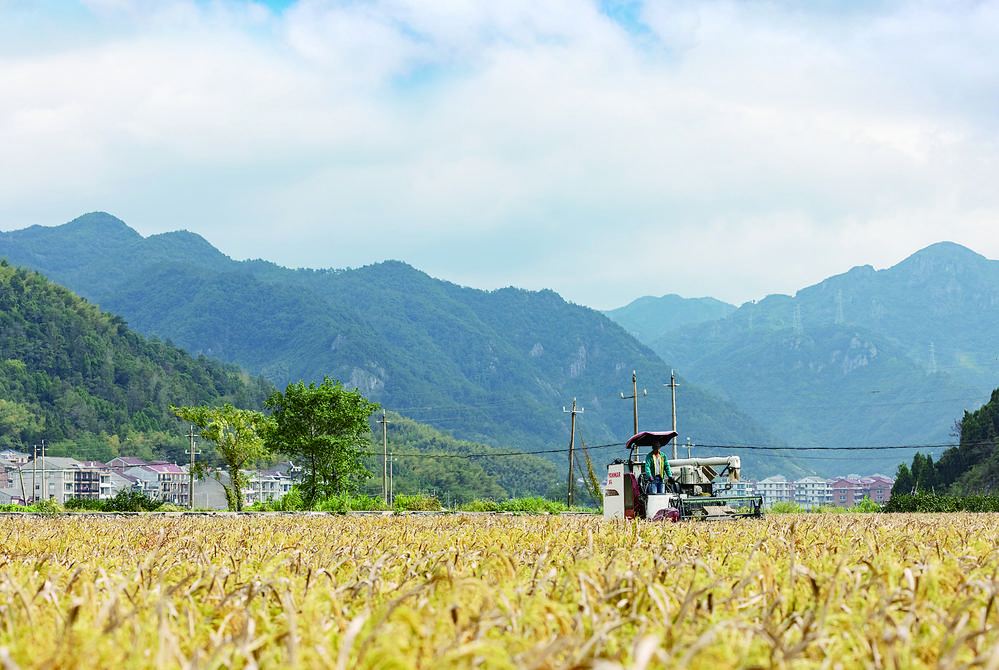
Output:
[644, 439, 673, 494]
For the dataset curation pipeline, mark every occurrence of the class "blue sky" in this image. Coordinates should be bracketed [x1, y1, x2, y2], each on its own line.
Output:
[2, 0, 999, 309]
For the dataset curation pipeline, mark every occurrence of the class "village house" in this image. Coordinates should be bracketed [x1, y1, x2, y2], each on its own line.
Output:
[0, 457, 111, 504]
[756, 475, 795, 507]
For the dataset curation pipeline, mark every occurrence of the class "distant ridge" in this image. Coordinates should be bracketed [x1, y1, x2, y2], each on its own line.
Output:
[607, 240, 999, 476]
[603, 294, 736, 342]
[0, 212, 230, 298]
[0, 212, 796, 479]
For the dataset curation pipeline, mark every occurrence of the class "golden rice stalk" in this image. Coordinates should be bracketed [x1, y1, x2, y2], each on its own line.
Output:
[0, 513, 998, 668]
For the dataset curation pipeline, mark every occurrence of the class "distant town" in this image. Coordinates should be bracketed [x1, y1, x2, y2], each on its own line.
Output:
[0, 448, 299, 509]
[645, 473, 894, 510]
[1, 447, 893, 510]
[751, 474, 894, 509]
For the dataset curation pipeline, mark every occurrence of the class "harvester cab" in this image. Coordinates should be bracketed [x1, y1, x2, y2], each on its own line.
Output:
[603, 430, 764, 521]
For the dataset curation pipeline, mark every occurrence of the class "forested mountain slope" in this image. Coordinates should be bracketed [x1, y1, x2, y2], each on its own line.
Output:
[0, 260, 272, 463]
[0, 262, 564, 498]
[359, 412, 561, 505]
[891, 386, 999, 497]
[0, 212, 797, 479]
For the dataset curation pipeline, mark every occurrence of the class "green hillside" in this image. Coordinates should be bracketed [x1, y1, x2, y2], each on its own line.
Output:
[0, 260, 272, 464]
[360, 412, 560, 506]
[948, 388, 999, 495]
[0, 261, 581, 499]
[0, 212, 796, 480]
[891, 386, 999, 497]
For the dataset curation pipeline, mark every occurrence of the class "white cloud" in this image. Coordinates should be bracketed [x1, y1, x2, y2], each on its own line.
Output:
[2, 0, 999, 309]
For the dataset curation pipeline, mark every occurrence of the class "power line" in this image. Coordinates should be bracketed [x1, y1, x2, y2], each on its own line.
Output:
[695, 443, 964, 451]
[377, 441, 625, 459]
[369, 439, 984, 461]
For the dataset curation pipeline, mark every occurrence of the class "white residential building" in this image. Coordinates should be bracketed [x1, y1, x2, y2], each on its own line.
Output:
[724, 480, 757, 498]
[124, 464, 189, 504]
[147, 463, 189, 505]
[8, 457, 110, 504]
[794, 476, 832, 509]
[244, 469, 295, 506]
[757, 475, 795, 507]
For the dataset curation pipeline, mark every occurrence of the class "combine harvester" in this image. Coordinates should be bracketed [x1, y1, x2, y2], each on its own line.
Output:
[603, 430, 764, 521]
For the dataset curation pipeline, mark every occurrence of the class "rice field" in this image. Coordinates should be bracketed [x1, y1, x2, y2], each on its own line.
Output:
[1, 512, 998, 669]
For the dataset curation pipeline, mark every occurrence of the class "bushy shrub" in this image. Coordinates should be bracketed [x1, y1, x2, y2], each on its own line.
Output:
[250, 488, 305, 512]
[459, 500, 500, 512]
[275, 488, 304, 511]
[27, 498, 62, 516]
[809, 498, 882, 513]
[64, 498, 105, 512]
[316, 493, 386, 513]
[958, 495, 999, 512]
[351, 494, 388, 511]
[883, 493, 972, 513]
[808, 505, 845, 514]
[158, 503, 186, 512]
[103, 488, 164, 513]
[458, 497, 573, 514]
[767, 501, 806, 514]
[248, 489, 389, 513]
[852, 497, 883, 513]
[393, 495, 442, 512]
[458, 497, 602, 514]
[498, 497, 568, 513]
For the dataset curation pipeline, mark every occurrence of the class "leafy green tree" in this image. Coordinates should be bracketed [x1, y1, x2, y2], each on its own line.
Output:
[265, 377, 379, 506]
[171, 403, 271, 511]
[0, 399, 43, 449]
[891, 462, 914, 497]
[910, 452, 937, 493]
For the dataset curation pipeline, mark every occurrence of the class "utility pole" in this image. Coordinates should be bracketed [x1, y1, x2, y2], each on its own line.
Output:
[563, 398, 583, 508]
[41, 439, 46, 502]
[389, 454, 396, 507]
[620, 371, 646, 435]
[379, 410, 391, 502]
[32, 445, 37, 503]
[18, 466, 26, 506]
[665, 371, 679, 459]
[185, 425, 201, 509]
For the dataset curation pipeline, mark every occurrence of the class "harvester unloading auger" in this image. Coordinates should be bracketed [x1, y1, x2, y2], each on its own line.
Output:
[603, 431, 764, 521]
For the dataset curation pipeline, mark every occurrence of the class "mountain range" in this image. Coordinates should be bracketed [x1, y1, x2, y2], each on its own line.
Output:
[0, 212, 797, 479]
[4, 213, 996, 480]
[0, 260, 559, 501]
[605, 241, 999, 475]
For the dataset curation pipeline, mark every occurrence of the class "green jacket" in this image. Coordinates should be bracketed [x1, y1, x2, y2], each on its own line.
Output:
[644, 450, 672, 479]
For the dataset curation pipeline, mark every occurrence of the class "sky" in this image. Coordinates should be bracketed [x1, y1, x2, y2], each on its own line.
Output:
[2, 0, 999, 310]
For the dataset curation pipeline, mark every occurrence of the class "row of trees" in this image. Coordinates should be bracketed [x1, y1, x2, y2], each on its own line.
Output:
[174, 377, 379, 511]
